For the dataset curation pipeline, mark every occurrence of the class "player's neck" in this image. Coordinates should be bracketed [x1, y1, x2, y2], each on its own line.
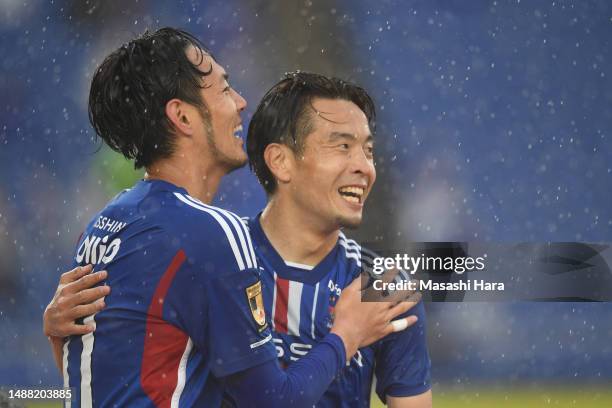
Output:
[144, 157, 224, 204]
[260, 198, 339, 267]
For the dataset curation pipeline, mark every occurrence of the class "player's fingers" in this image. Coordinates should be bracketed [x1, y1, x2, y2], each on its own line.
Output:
[59, 264, 93, 284]
[385, 295, 421, 321]
[68, 300, 106, 321]
[47, 321, 95, 338]
[64, 322, 96, 336]
[380, 266, 402, 284]
[68, 286, 110, 307]
[388, 315, 418, 334]
[385, 289, 422, 306]
[63, 270, 108, 295]
[405, 290, 422, 303]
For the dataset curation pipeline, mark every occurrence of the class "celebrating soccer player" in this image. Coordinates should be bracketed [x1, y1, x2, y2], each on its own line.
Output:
[42, 28, 419, 407]
[241, 72, 432, 407]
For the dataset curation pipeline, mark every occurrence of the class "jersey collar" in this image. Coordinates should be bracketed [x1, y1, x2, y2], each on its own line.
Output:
[138, 179, 190, 195]
[248, 213, 340, 285]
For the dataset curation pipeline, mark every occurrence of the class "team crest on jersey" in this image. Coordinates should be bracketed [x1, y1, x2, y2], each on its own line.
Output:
[246, 281, 268, 331]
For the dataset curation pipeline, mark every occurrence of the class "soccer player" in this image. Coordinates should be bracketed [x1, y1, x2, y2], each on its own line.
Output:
[47, 71, 431, 406]
[241, 72, 432, 407]
[43, 28, 418, 407]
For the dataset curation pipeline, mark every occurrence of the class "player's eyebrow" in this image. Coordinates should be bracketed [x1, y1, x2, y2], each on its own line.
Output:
[328, 132, 356, 142]
[328, 132, 374, 143]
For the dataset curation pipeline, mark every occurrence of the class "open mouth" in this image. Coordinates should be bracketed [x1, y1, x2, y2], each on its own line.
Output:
[338, 186, 365, 204]
[233, 124, 243, 139]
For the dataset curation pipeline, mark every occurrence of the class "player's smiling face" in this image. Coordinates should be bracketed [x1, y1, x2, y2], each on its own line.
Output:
[290, 98, 376, 229]
[192, 48, 248, 172]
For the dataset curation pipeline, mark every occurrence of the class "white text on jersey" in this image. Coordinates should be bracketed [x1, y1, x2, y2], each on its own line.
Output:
[76, 234, 121, 265]
[93, 216, 126, 233]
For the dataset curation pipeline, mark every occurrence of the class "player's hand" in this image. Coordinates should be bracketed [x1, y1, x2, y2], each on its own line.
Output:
[43, 265, 110, 338]
[330, 277, 421, 360]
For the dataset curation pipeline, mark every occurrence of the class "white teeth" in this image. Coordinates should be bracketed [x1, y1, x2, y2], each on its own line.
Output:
[338, 186, 364, 196]
[342, 195, 360, 203]
[338, 186, 365, 204]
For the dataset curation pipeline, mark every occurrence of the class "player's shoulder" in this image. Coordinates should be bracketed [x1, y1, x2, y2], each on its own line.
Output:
[111, 182, 249, 254]
[337, 230, 378, 266]
[240, 216, 252, 230]
[80, 184, 146, 235]
[337, 232, 412, 283]
[100, 185, 246, 242]
[167, 191, 245, 233]
[167, 192, 256, 267]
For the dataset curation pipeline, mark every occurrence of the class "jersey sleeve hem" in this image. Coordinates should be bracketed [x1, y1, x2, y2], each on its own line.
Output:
[213, 341, 277, 378]
[380, 382, 432, 401]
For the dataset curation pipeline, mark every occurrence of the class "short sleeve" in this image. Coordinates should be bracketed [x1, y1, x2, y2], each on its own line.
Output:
[205, 268, 277, 377]
[162, 204, 277, 378]
[374, 301, 432, 401]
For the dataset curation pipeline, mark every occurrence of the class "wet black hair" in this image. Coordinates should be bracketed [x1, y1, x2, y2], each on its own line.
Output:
[247, 71, 376, 195]
[88, 27, 214, 168]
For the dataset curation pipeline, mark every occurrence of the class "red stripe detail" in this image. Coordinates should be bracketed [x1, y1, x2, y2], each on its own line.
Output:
[274, 277, 290, 334]
[141, 250, 187, 408]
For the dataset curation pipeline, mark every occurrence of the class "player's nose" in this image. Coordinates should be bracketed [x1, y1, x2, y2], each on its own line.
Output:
[350, 147, 376, 183]
[233, 89, 247, 112]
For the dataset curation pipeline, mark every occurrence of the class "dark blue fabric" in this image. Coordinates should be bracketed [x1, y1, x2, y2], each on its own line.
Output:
[225, 333, 346, 408]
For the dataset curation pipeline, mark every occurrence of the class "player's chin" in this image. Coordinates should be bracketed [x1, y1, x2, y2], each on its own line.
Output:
[234, 151, 248, 167]
[223, 153, 248, 173]
[337, 213, 363, 229]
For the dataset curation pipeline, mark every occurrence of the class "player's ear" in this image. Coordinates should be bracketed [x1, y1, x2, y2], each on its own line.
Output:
[263, 143, 292, 186]
[165, 98, 197, 137]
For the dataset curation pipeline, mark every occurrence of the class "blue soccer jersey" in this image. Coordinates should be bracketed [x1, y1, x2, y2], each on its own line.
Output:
[247, 214, 431, 407]
[64, 180, 276, 407]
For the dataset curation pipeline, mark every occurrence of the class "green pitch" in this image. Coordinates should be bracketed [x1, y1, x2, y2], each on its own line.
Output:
[370, 386, 612, 408]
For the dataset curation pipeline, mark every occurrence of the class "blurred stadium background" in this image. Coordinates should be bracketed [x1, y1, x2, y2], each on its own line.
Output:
[1, 0, 611, 406]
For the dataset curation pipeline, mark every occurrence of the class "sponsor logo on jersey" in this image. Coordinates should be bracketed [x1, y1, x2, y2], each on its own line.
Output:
[273, 338, 312, 361]
[328, 279, 342, 296]
[273, 337, 365, 367]
[326, 279, 342, 329]
[75, 234, 121, 265]
[246, 281, 268, 332]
